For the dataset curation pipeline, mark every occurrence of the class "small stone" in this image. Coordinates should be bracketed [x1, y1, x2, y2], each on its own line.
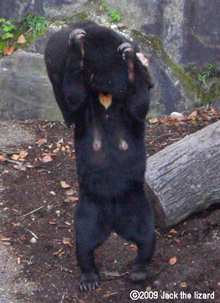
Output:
[170, 112, 185, 119]
[110, 24, 117, 30]
[30, 237, 37, 244]
[117, 23, 126, 29]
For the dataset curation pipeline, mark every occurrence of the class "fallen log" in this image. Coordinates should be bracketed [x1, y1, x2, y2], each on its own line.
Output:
[145, 120, 220, 228]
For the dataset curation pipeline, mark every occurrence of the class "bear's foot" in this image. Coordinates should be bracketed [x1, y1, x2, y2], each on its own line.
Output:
[79, 273, 100, 291]
[129, 263, 152, 283]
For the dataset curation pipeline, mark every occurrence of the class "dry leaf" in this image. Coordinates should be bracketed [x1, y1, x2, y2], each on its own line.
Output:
[1, 237, 11, 242]
[36, 138, 47, 147]
[53, 248, 64, 258]
[65, 189, 75, 196]
[19, 150, 28, 158]
[17, 34, 26, 44]
[11, 154, 20, 160]
[12, 222, 21, 226]
[49, 221, 57, 225]
[169, 228, 178, 234]
[3, 46, 15, 56]
[180, 282, 187, 288]
[6, 46, 15, 55]
[211, 107, 219, 116]
[62, 237, 71, 246]
[43, 152, 57, 157]
[61, 181, 71, 189]
[42, 155, 53, 163]
[169, 257, 177, 265]
[149, 118, 159, 124]
[199, 112, 211, 121]
[0, 155, 7, 162]
[3, 46, 10, 55]
[53, 148, 60, 153]
[188, 110, 198, 119]
[68, 196, 78, 202]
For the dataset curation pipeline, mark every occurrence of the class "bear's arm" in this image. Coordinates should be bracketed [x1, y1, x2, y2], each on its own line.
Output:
[62, 52, 89, 124]
[126, 74, 150, 122]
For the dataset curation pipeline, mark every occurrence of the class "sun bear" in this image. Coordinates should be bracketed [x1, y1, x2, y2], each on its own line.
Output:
[45, 19, 155, 291]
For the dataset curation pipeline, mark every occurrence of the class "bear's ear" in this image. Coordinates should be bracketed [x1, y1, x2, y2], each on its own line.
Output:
[136, 53, 154, 89]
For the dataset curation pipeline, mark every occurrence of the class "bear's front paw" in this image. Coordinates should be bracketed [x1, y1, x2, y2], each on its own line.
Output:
[79, 273, 100, 291]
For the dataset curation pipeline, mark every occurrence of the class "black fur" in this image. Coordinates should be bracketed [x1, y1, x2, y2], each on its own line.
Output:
[45, 20, 155, 291]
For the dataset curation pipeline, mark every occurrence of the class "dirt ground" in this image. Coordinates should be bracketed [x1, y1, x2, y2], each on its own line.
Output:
[0, 110, 220, 303]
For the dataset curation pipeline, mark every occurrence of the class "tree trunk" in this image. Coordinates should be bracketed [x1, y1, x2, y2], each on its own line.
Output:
[145, 120, 220, 229]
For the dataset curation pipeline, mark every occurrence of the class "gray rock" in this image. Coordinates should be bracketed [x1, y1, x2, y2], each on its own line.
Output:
[0, 121, 36, 149]
[106, 0, 220, 66]
[0, 0, 89, 19]
[170, 112, 185, 119]
[0, 50, 62, 121]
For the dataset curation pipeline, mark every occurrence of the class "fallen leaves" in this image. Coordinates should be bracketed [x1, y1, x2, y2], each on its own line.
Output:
[36, 138, 47, 147]
[61, 181, 71, 189]
[0, 155, 7, 162]
[62, 237, 72, 246]
[10, 150, 28, 161]
[149, 117, 159, 124]
[3, 46, 16, 56]
[42, 155, 53, 163]
[149, 106, 220, 125]
[65, 189, 75, 196]
[17, 34, 26, 44]
[169, 256, 177, 266]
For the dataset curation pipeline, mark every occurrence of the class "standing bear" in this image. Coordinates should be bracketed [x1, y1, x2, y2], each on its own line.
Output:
[45, 20, 155, 291]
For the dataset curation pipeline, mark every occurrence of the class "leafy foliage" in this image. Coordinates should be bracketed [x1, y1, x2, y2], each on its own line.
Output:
[108, 10, 122, 22]
[21, 14, 49, 35]
[100, 0, 122, 22]
[0, 18, 17, 40]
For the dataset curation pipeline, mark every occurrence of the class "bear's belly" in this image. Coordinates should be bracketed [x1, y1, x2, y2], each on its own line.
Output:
[75, 135, 146, 198]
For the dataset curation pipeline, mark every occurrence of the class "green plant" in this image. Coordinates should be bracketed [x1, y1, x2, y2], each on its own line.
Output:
[208, 63, 219, 77]
[101, 0, 107, 11]
[198, 73, 208, 87]
[21, 14, 49, 36]
[0, 18, 17, 40]
[108, 10, 122, 22]
[100, 0, 122, 22]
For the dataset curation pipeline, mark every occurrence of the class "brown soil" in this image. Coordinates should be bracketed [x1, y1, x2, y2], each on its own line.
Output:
[0, 114, 219, 303]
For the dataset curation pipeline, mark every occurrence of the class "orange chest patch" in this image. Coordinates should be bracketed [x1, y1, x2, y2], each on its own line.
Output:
[98, 92, 112, 110]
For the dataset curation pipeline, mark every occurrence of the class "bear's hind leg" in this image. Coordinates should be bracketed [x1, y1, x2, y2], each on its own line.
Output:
[74, 194, 112, 291]
[114, 188, 156, 283]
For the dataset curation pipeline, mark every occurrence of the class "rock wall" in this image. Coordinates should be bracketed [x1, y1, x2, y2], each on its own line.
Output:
[0, 0, 89, 19]
[107, 0, 220, 65]
[1, 0, 219, 65]
[0, 50, 62, 121]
